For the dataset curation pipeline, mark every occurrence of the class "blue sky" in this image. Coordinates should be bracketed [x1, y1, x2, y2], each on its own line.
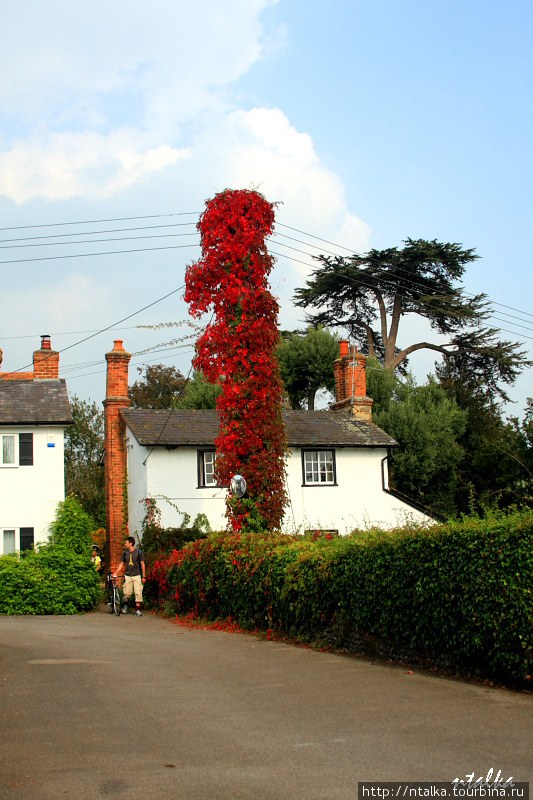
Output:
[0, 0, 531, 413]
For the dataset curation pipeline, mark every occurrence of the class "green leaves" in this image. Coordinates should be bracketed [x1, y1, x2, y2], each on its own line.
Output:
[150, 510, 533, 684]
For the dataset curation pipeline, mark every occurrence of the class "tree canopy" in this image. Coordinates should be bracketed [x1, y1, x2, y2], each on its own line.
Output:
[277, 326, 339, 410]
[174, 370, 222, 410]
[64, 396, 105, 527]
[294, 238, 529, 397]
[128, 363, 186, 409]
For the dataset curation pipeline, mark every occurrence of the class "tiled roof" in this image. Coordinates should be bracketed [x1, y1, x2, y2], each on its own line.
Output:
[0, 380, 72, 425]
[121, 408, 397, 448]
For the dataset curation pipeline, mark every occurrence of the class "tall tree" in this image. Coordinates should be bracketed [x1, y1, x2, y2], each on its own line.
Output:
[372, 373, 467, 517]
[65, 396, 105, 527]
[294, 239, 529, 394]
[277, 326, 339, 410]
[436, 358, 533, 512]
[128, 363, 186, 409]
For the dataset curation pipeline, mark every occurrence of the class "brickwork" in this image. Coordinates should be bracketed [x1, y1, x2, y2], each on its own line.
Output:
[104, 340, 131, 571]
[0, 335, 59, 381]
[331, 341, 374, 422]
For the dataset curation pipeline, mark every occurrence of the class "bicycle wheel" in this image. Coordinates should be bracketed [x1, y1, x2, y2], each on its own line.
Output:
[108, 583, 114, 614]
[114, 585, 121, 616]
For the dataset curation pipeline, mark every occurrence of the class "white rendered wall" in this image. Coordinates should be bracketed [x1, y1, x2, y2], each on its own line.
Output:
[283, 447, 433, 534]
[127, 440, 227, 539]
[0, 425, 66, 554]
[127, 438, 433, 539]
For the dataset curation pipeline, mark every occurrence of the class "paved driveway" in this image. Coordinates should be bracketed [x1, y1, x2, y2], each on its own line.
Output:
[0, 609, 531, 800]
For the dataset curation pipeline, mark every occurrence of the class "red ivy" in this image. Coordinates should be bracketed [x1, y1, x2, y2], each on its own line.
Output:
[185, 189, 288, 530]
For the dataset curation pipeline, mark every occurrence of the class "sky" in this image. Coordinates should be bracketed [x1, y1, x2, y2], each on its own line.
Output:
[0, 0, 531, 415]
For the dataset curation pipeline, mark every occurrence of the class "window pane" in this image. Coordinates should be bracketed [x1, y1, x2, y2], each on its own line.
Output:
[304, 451, 334, 484]
[2, 436, 15, 464]
[203, 452, 216, 485]
[3, 530, 16, 554]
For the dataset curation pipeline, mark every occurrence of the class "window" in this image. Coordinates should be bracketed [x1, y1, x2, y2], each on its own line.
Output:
[3, 530, 16, 554]
[19, 433, 33, 466]
[1, 433, 33, 467]
[302, 450, 336, 485]
[198, 451, 217, 487]
[20, 528, 34, 552]
[1, 435, 15, 465]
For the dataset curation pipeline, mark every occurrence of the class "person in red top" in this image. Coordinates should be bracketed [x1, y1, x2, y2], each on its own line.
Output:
[114, 536, 146, 617]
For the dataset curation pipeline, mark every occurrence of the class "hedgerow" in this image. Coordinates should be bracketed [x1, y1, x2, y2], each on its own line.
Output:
[148, 511, 533, 684]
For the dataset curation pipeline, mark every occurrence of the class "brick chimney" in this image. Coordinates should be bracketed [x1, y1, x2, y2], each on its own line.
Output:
[103, 340, 131, 571]
[33, 334, 60, 379]
[331, 341, 373, 422]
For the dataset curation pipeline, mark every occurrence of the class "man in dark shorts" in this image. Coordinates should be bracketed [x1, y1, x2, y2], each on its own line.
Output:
[115, 536, 146, 617]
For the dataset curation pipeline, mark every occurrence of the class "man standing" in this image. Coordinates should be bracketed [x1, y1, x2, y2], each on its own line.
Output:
[115, 536, 146, 617]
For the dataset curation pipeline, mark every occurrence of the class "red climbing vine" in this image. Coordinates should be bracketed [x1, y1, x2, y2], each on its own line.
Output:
[184, 189, 288, 530]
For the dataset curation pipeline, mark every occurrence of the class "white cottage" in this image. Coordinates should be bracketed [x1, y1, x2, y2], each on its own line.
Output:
[0, 336, 72, 554]
[102, 339, 436, 564]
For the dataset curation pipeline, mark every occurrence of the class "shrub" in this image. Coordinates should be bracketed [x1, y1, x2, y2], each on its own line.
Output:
[0, 543, 100, 615]
[49, 495, 96, 555]
[148, 510, 533, 684]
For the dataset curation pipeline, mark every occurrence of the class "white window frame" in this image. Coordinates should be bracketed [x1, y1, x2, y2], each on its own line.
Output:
[302, 449, 336, 486]
[198, 450, 217, 487]
[1, 434, 17, 467]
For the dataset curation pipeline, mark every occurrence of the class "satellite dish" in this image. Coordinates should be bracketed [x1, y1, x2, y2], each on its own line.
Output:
[230, 474, 247, 498]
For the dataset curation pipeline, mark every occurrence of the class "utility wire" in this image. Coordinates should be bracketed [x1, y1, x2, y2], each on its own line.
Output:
[0, 211, 201, 233]
[0, 284, 186, 379]
[0, 221, 197, 245]
[269, 248, 533, 342]
[0, 242, 199, 266]
[276, 220, 533, 321]
[271, 240, 533, 336]
[0, 231, 199, 250]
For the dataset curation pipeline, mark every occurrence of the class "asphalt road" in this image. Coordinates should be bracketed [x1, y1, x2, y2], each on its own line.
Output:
[0, 608, 531, 800]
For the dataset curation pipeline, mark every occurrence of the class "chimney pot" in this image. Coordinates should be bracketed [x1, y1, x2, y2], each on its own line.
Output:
[41, 335, 51, 350]
[113, 340, 125, 351]
[339, 340, 349, 358]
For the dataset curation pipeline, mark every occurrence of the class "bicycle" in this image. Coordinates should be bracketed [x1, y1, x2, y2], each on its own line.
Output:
[106, 572, 122, 616]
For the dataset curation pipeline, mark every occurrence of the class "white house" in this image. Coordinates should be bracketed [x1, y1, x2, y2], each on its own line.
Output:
[121, 408, 437, 537]
[0, 336, 72, 555]
[102, 340, 436, 564]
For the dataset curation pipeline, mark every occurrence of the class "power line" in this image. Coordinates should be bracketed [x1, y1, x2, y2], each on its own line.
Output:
[271, 239, 533, 336]
[0, 242, 199, 266]
[277, 220, 533, 321]
[0, 231, 199, 250]
[0, 211, 201, 233]
[0, 221, 197, 245]
[0, 283, 187, 379]
[269, 248, 533, 342]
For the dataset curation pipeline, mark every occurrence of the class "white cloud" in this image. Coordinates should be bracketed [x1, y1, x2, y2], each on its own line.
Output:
[191, 107, 371, 261]
[0, 131, 188, 203]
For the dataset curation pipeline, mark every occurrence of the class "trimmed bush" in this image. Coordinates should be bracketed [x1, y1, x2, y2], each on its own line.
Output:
[0, 496, 101, 615]
[149, 511, 533, 684]
[0, 544, 100, 615]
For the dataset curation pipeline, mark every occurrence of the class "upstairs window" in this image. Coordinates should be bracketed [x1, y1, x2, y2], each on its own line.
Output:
[0, 433, 34, 467]
[1, 435, 15, 466]
[302, 450, 336, 486]
[198, 450, 217, 487]
[19, 433, 33, 466]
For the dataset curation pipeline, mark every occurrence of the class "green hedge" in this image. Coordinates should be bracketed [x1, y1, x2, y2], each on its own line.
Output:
[0, 544, 101, 615]
[149, 511, 533, 684]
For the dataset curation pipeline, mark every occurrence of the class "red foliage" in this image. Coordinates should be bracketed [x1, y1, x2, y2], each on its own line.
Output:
[185, 189, 288, 530]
